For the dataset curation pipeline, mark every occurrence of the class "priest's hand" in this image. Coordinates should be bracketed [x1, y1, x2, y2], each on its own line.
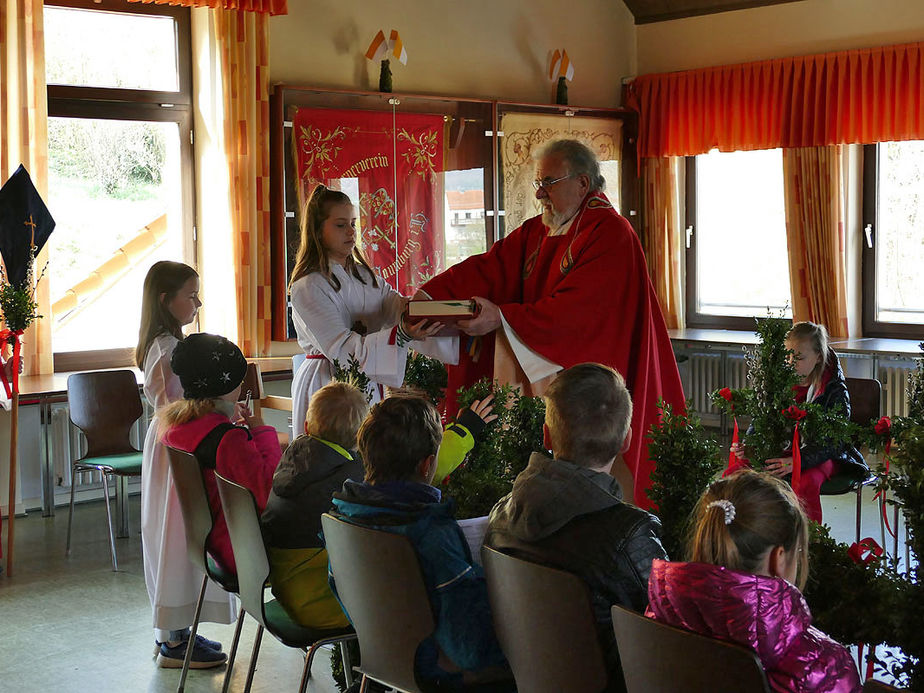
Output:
[458, 296, 501, 336]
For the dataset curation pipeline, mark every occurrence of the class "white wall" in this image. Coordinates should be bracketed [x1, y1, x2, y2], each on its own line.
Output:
[269, 0, 637, 108]
[637, 0, 924, 74]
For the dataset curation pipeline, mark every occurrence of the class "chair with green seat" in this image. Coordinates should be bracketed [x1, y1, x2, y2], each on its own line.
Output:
[819, 377, 882, 543]
[65, 369, 144, 571]
[215, 472, 356, 693]
[166, 446, 243, 693]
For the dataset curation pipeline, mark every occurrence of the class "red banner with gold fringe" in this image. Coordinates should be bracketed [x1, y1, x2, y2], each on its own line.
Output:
[292, 107, 445, 295]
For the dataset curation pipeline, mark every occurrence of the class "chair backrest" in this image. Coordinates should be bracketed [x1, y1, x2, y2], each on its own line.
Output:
[863, 680, 903, 692]
[67, 369, 143, 458]
[611, 604, 770, 693]
[481, 546, 608, 693]
[166, 446, 214, 576]
[215, 473, 271, 629]
[321, 513, 434, 693]
[845, 377, 881, 426]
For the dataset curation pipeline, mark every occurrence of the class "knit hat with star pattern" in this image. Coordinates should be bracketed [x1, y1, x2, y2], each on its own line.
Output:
[171, 332, 248, 400]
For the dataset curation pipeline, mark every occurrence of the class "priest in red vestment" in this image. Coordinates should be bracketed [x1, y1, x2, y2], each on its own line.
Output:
[420, 139, 684, 508]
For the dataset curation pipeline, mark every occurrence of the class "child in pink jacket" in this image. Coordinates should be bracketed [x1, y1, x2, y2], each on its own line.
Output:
[160, 333, 281, 574]
[647, 470, 861, 693]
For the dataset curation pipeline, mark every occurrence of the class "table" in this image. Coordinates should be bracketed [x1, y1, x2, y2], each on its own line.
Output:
[16, 357, 295, 525]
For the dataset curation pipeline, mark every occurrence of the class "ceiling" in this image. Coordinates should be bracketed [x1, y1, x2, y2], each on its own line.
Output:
[622, 0, 805, 24]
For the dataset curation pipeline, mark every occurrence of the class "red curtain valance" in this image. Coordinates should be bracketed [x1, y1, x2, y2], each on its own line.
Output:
[126, 0, 287, 15]
[626, 41, 924, 158]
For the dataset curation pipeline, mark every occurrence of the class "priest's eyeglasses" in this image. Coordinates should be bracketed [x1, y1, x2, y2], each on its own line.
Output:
[532, 173, 574, 191]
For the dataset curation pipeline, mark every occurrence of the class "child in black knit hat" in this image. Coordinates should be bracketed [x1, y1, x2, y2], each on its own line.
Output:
[158, 334, 281, 627]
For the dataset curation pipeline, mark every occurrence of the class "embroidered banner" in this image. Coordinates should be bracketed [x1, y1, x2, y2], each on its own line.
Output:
[292, 108, 445, 294]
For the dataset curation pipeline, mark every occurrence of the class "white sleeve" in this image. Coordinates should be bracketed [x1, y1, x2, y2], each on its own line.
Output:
[290, 276, 409, 388]
[143, 335, 184, 409]
[411, 335, 460, 365]
[499, 313, 560, 383]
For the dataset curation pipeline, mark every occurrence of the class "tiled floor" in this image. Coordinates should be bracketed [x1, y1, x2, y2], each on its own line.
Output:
[0, 469, 910, 693]
[0, 496, 342, 693]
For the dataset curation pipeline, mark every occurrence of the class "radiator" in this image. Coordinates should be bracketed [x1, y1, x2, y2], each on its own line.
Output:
[689, 352, 722, 415]
[51, 406, 98, 489]
[878, 361, 916, 418]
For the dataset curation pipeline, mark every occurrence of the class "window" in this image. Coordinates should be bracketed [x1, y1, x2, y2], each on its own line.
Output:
[686, 149, 791, 329]
[45, 0, 193, 370]
[862, 141, 924, 337]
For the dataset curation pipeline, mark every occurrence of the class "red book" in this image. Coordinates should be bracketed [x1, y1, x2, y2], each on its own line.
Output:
[405, 299, 478, 336]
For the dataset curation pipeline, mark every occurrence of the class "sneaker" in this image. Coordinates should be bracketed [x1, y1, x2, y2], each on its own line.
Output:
[156, 640, 228, 669]
[153, 633, 223, 656]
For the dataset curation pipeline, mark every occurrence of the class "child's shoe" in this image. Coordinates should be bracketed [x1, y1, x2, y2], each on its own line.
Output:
[153, 633, 223, 656]
[156, 638, 228, 669]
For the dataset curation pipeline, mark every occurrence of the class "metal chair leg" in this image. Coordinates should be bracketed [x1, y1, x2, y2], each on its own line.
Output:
[341, 640, 354, 688]
[893, 505, 900, 565]
[221, 606, 246, 693]
[177, 575, 208, 693]
[243, 624, 264, 693]
[65, 466, 78, 556]
[879, 492, 886, 550]
[101, 473, 118, 571]
[855, 484, 863, 545]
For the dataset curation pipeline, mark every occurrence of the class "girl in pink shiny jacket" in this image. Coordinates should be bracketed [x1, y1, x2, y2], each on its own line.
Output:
[647, 470, 861, 693]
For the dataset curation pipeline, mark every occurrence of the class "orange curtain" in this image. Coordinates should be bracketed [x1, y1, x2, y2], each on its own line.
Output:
[627, 41, 924, 158]
[782, 146, 849, 338]
[641, 157, 684, 330]
[0, 0, 52, 377]
[128, 0, 286, 14]
[215, 9, 272, 356]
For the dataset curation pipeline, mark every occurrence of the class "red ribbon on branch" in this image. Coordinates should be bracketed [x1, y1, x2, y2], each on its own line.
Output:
[847, 537, 885, 565]
[782, 405, 806, 494]
[0, 329, 23, 399]
[871, 416, 896, 538]
[719, 388, 745, 477]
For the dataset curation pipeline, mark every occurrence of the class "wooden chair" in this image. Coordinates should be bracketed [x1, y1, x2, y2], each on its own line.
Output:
[481, 545, 608, 693]
[819, 377, 882, 543]
[321, 513, 513, 693]
[65, 369, 143, 571]
[215, 474, 355, 693]
[611, 604, 770, 693]
[166, 447, 243, 693]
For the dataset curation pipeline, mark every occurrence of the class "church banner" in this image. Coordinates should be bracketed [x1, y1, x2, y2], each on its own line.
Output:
[292, 107, 445, 294]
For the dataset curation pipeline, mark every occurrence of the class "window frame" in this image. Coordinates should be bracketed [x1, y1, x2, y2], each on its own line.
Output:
[45, 0, 195, 372]
[861, 142, 924, 338]
[684, 155, 778, 330]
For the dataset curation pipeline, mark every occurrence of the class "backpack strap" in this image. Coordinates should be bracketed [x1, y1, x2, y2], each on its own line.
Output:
[193, 422, 251, 470]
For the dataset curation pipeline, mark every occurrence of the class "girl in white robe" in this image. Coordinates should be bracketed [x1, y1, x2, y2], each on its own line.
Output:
[137, 261, 234, 669]
[289, 185, 454, 429]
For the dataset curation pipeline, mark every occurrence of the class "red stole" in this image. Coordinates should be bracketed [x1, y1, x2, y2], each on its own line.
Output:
[421, 193, 685, 508]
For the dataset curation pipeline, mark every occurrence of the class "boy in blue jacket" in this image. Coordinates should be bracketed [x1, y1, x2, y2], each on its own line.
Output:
[329, 394, 509, 691]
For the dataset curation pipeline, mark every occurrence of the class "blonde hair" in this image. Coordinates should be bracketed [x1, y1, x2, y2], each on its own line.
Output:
[305, 382, 369, 449]
[288, 184, 378, 292]
[786, 321, 829, 389]
[157, 399, 217, 439]
[544, 363, 633, 467]
[688, 470, 809, 589]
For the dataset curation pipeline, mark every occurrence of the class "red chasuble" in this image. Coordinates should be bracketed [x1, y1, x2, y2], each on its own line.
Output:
[420, 192, 685, 508]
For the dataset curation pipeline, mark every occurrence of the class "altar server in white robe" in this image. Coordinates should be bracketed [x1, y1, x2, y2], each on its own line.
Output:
[136, 261, 233, 669]
[289, 185, 455, 430]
